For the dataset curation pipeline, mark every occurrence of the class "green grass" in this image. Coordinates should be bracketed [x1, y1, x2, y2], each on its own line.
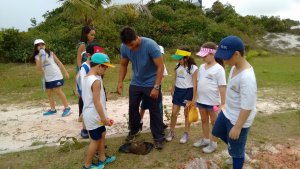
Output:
[0, 110, 299, 169]
[0, 54, 299, 104]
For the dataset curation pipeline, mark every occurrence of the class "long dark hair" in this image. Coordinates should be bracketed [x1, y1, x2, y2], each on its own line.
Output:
[201, 42, 224, 68]
[175, 46, 197, 74]
[32, 44, 51, 58]
[80, 25, 95, 44]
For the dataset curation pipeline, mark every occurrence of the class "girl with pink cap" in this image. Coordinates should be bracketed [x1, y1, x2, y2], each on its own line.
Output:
[193, 42, 226, 153]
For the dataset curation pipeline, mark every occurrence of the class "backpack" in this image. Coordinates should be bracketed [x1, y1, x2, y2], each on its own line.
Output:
[76, 63, 90, 96]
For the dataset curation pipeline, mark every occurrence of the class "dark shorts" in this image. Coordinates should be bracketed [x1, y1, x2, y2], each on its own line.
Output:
[172, 87, 193, 107]
[197, 103, 214, 111]
[212, 111, 250, 158]
[88, 126, 106, 141]
[45, 79, 64, 89]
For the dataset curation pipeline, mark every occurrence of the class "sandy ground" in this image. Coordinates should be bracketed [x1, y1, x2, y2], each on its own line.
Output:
[0, 95, 299, 154]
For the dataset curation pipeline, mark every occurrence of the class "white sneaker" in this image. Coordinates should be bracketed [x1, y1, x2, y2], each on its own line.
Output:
[165, 131, 175, 142]
[225, 153, 250, 164]
[202, 141, 217, 153]
[193, 138, 210, 147]
[179, 132, 189, 144]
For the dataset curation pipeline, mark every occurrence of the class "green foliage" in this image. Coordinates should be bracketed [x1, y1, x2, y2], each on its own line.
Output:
[0, 0, 298, 63]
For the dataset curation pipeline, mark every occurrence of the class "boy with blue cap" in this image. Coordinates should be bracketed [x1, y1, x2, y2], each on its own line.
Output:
[212, 36, 257, 169]
[82, 53, 116, 169]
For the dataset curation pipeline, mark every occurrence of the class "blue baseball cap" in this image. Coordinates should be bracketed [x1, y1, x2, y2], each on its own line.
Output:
[91, 53, 115, 68]
[215, 36, 245, 60]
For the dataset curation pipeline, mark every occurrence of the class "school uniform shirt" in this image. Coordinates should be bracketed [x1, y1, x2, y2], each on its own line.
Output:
[224, 66, 257, 128]
[35, 51, 63, 82]
[197, 63, 226, 106]
[175, 65, 198, 89]
[82, 75, 107, 130]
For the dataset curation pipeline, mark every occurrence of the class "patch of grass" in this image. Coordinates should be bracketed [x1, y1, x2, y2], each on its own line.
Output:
[0, 111, 299, 169]
[30, 141, 47, 147]
[0, 54, 300, 104]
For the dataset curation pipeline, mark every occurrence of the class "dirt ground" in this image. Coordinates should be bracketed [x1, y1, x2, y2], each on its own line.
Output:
[0, 95, 299, 169]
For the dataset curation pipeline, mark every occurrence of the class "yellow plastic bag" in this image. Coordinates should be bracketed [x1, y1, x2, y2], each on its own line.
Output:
[188, 105, 199, 123]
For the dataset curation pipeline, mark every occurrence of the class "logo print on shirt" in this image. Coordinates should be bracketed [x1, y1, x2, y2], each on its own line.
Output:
[205, 74, 213, 80]
[177, 69, 185, 79]
[230, 85, 239, 93]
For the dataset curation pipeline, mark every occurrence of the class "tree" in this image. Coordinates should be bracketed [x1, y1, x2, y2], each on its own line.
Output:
[30, 18, 37, 27]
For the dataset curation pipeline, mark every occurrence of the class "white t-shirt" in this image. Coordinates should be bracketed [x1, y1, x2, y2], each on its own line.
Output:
[35, 50, 63, 82]
[224, 66, 257, 128]
[175, 64, 198, 88]
[197, 63, 226, 106]
[82, 75, 107, 130]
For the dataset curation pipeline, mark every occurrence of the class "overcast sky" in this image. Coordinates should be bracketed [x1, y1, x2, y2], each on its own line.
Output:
[1, 0, 300, 32]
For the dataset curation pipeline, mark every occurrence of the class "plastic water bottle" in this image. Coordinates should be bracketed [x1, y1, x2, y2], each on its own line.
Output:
[39, 48, 46, 61]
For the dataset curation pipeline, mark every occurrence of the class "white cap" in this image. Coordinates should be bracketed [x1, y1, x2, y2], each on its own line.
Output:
[159, 45, 164, 54]
[34, 39, 45, 46]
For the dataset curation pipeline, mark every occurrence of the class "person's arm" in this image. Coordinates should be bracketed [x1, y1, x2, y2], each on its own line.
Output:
[218, 86, 226, 107]
[117, 58, 129, 94]
[150, 56, 164, 99]
[92, 80, 111, 126]
[53, 53, 69, 79]
[77, 44, 85, 69]
[229, 109, 251, 140]
[186, 67, 198, 108]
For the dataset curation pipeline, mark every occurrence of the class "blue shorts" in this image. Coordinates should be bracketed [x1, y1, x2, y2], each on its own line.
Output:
[197, 103, 213, 111]
[45, 79, 64, 89]
[88, 126, 106, 141]
[212, 111, 250, 158]
[172, 87, 193, 107]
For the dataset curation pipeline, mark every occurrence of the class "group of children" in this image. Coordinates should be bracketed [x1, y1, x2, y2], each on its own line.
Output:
[34, 30, 256, 168]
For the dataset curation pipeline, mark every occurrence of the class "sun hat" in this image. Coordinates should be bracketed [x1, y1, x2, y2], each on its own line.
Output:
[34, 39, 45, 46]
[91, 53, 115, 68]
[215, 36, 245, 60]
[196, 47, 216, 57]
[171, 49, 192, 60]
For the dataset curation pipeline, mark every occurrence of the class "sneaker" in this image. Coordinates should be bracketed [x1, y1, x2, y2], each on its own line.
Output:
[80, 129, 89, 139]
[43, 109, 57, 116]
[98, 155, 116, 165]
[82, 163, 104, 169]
[193, 138, 210, 147]
[155, 140, 164, 150]
[61, 107, 71, 117]
[165, 131, 175, 142]
[179, 132, 189, 144]
[225, 153, 250, 164]
[202, 141, 217, 153]
[125, 131, 139, 142]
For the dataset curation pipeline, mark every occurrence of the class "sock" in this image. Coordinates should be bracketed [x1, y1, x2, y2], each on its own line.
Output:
[203, 138, 210, 142]
[232, 157, 244, 169]
[51, 108, 56, 111]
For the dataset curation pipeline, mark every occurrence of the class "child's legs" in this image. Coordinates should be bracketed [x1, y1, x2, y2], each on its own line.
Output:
[183, 108, 190, 133]
[198, 107, 210, 139]
[139, 96, 147, 120]
[212, 111, 228, 144]
[47, 89, 55, 109]
[84, 139, 100, 167]
[170, 104, 180, 131]
[54, 86, 68, 108]
[97, 131, 107, 162]
[208, 110, 218, 142]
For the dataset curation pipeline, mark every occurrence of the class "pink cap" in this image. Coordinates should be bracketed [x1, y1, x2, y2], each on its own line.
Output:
[196, 47, 216, 57]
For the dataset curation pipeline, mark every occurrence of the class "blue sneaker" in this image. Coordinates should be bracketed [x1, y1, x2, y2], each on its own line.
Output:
[43, 109, 57, 116]
[82, 163, 104, 169]
[80, 129, 89, 139]
[61, 107, 71, 117]
[98, 155, 116, 165]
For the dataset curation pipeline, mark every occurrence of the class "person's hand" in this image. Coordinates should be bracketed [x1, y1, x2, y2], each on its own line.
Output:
[100, 118, 112, 126]
[117, 82, 123, 95]
[65, 72, 69, 79]
[150, 88, 159, 99]
[185, 100, 195, 109]
[229, 126, 242, 140]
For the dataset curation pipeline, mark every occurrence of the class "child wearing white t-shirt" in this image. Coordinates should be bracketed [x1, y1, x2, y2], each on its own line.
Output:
[81, 53, 116, 169]
[212, 36, 257, 169]
[194, 42, 226, 153]
[165, 47, 198, 144]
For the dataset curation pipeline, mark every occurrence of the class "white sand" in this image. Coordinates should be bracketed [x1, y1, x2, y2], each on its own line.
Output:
[0, 96, 299, 154]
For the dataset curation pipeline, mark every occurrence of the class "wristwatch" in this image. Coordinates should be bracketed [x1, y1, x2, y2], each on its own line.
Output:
[153, 84, 160, 90]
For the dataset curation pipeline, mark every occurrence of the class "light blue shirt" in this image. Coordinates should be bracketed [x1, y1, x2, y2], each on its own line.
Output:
[120, 37, 161, 87]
